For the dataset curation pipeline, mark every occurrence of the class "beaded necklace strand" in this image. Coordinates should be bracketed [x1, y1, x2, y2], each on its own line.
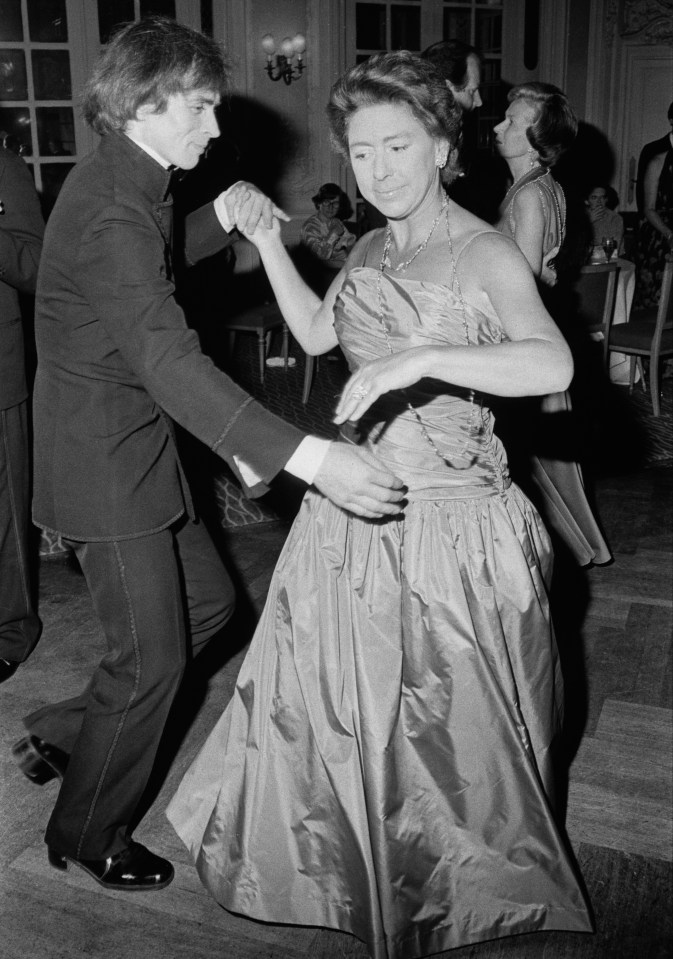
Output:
[375, 202, 483, 468]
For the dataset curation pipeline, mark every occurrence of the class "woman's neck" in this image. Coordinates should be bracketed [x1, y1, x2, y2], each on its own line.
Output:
[386, 186, 447, 253]
[506, 156, 538, 186]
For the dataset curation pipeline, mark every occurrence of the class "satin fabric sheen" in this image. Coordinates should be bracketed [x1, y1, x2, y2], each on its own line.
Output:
[167, 266, 593, 957]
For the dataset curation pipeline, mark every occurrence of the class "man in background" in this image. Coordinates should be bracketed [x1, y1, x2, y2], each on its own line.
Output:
[422, 39, 505, 222]
[0, 141, 44, 684]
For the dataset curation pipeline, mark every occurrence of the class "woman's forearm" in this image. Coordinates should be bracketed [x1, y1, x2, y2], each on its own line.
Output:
[254, 233, 339, 354]
[423, 338, 573, 396]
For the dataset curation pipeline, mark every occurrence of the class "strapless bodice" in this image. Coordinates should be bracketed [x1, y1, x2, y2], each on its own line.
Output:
[334, 268, 510, 499]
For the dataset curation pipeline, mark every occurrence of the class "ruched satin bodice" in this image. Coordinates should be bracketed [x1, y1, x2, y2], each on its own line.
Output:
[335, 268, 510, 498]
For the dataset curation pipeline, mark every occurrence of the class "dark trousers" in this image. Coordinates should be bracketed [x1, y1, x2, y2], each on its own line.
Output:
[25, 516, 235, 860]
[0, 400, 41, 663]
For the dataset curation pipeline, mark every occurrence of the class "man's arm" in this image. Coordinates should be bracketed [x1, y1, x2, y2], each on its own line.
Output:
[78, 203, 404, 517]
[0, 150, 45, 293]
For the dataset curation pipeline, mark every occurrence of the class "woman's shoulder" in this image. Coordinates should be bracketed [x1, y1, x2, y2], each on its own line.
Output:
[346, 228, 385, 268]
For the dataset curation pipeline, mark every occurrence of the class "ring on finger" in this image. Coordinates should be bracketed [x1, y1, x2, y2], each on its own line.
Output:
[352, 385, 369, 400]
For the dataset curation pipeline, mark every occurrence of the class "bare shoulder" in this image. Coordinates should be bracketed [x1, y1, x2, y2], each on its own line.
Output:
[456, 230, 534, 295]
[510, 182, 545, 217]
[347, 228, 386, 268]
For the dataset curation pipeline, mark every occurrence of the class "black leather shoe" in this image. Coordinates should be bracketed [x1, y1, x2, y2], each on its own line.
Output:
[12, 735, 69, 784]
[0, 659, 19, 684]
[48, 841, 174, 891]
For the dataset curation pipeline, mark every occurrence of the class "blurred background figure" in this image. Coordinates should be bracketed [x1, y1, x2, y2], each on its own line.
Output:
[585, 184, 624, 257]
[422, 38, 505, 221]
[0, 141, 45, 684]
[634, 101, 673, 309]
[300, 182, 355, 270]
[421, 38, 482, 112]
[493, 81, 611, 568]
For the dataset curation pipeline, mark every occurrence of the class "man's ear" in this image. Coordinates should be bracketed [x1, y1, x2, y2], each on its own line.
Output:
[134, 102, 157, 122]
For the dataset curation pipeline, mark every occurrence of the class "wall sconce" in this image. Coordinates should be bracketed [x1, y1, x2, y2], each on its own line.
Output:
[261, 33, 306, 85]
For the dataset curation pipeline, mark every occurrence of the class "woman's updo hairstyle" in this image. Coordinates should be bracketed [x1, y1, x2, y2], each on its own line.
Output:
[327, 51, 462, 185]
[507, 82, 577, 168]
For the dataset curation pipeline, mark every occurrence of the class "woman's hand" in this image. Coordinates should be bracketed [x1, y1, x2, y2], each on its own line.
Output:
[333, 348, 431, 424]
[214, 181, 289, 243]
[232, 193, 285, 249]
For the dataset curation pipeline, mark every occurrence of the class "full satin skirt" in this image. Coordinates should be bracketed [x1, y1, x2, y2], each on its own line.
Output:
[168, 484, 592, 959]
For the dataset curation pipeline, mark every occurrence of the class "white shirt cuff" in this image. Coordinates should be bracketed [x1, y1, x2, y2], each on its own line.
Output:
[233, 437, 331, 489]
[284, 437, 331, 485]
[213, 185, 237, 233]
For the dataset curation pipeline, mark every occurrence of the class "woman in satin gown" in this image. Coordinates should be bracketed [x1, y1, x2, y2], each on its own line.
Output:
[168, 53, 593, 958]
[494, 83, 611, 567]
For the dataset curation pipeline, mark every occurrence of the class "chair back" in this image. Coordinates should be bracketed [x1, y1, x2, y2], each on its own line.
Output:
[574, 262, 620, 339]
[652, 258, 673, 359]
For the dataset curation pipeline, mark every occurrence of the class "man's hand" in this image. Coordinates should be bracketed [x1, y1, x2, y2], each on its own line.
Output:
[214, 181, 290, 235]
[312, 444, 406, 519]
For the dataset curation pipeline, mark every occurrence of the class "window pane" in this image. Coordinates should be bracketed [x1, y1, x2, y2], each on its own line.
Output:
[41, 161, 75, 217]
[356, 3, 386, 50]
[443, 9, 471, 43]
[0, 0, 23, 41]
[475, 10, 502, 54]
[391, 5, 420, 51]
[0, 49, 27, 99]
[0, 106, 32, 155]
[36, 106, 75, 155]
[97, 0, 134, 45]
[140, 0, 176, 18]
[28, 0, 68, 42]
[32, 50, 72, 100]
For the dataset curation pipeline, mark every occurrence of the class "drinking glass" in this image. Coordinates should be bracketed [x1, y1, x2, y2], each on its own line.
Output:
[602, 237, 617, 262]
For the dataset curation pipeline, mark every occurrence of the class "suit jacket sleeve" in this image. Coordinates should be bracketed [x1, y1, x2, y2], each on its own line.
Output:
[0, 151, 45, 295]
[75, 201, 304, 495]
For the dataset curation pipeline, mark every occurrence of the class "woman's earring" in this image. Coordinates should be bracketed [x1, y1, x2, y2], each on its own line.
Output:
[528, 149, 538, 169]
[436, 153, 448, 168]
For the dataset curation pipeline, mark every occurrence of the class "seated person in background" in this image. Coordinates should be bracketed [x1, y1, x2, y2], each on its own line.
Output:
[301, 182, 356, 269]
[585, 184, 624, 256]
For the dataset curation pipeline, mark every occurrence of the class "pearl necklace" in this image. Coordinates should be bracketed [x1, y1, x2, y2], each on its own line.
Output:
[375, 203, 483, 469]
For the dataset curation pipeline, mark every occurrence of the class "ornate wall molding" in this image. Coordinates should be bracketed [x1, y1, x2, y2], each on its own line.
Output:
[606, 0, 673, 44]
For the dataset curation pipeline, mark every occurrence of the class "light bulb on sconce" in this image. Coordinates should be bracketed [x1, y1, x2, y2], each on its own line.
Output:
[261, 32, 306, 85]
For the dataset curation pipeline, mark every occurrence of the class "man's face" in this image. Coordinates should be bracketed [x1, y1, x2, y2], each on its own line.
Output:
[448, 55, 482, 112]
[133, 88, 221, 170]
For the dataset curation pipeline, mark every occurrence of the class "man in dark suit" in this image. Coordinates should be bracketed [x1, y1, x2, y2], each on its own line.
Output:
[0, 144, 44, 684]
[11, 17, 404, 892]
[421, 39, 506, 222]
[635, 101, 673, 214]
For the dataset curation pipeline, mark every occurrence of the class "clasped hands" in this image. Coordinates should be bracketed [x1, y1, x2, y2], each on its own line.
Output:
[214, 181, 287, 240]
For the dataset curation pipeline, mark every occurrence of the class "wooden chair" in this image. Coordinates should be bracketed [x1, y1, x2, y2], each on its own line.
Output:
[574, 262, 621, 355]
[607, 258, 673, 416]
[224, 239, 289, 384]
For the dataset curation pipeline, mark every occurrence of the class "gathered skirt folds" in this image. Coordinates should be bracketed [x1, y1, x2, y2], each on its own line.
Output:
[167, 484, 593, 959]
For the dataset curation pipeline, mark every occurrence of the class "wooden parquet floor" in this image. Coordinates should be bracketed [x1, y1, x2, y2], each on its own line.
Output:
[1, 461, 671, 959]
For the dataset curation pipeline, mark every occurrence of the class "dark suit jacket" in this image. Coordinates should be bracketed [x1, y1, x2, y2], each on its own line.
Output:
[0, 146, 44, 410]
[636, 134, 671, 213]
[32, 131, 304, 541]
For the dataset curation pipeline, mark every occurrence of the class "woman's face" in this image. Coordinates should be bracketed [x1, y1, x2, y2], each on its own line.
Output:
[493, 98, 538, 162]
[346, 102, 447, 220]
[587, 188, 607, 213]
[318, 197, 340, 220]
